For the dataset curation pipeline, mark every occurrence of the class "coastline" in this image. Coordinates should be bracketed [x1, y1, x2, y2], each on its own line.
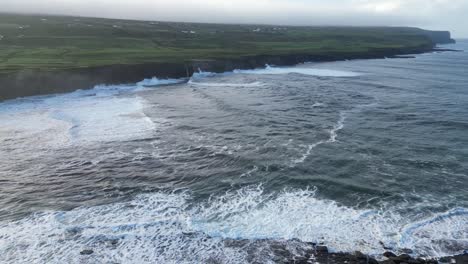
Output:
[270, 242, 468, 264]
[1, 40, 467, 263]
[213, 238, 468, 264]
[0, 45, 448, 101]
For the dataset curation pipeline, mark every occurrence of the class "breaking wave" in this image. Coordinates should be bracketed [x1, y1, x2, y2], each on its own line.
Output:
[190, 64, 361, 80]
[136, 77, 184, 87]
[0, 76, 180, 149]
[233, 65, 361, 77]
[0, 186, 466, 263]
[189, 81, 266, 88]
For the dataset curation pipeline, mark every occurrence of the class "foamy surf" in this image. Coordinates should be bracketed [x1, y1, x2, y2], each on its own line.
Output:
[189, 81, 266, 88]
[137, 77, 184, 87]
[0, 186, 466, 263]
[0, 76, 179, 150]
[292, 111, 347, 165]
[292, 102, 378, 165]
[233, 65, 361, 77]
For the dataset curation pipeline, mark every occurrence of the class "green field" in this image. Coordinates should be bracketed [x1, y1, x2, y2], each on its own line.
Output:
[0, 13, 436, 73]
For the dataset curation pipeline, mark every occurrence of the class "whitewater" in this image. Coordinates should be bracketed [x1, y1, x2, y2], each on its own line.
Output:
[1, 42, 467, 263]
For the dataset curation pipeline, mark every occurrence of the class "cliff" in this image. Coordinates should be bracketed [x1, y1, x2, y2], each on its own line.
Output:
[0, 13, 457, 101]
[0, 45, 437, 101]
[423, 30, 456, 44]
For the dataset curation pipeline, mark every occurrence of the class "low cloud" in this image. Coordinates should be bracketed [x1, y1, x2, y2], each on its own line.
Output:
[1, 0, 467, 37]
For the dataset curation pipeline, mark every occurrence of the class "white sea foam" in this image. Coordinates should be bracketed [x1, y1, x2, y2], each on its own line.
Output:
[311, 102, 325, 108]
[0, 77, 179, 150]
[191, 69, 218, 79]
[240, 166, 259, 177]
[49, 96, 158, 143]
[292, 112, 347, 165]
[0, 96, 156, 149]
[189, 81, 265, 88]
[234, 65, 361, 77]
[329, 112, 346, 143]
[136, 77, 183, 87]
[191, 65, 360, 80]
[292, 102, 380, 165]
[0, 186, 466, 263]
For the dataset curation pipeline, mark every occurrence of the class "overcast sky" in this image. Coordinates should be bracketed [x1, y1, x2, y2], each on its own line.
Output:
[2, 0, 467, 37]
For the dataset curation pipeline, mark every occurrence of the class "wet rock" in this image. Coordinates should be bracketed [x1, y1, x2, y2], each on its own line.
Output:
[316, 246, 328, 253]
[306, 242, 317, 247]
[80, 249, 94, 255]
[291, 256, 310, 264]
[384, 252, 398, 258]
[381, 261, 397, 264]
[453, 253, 468, 264]
[386, 254, 413, 264]
[354, 251, 379, 263]
[355, 251, 367, 258]
[439, 253, 468, 264]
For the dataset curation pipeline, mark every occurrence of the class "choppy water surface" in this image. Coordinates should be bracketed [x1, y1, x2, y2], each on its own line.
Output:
[1, 41, 467, 263]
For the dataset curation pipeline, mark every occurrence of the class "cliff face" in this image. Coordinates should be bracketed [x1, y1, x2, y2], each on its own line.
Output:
[423, 30, 456, 44]
[0, 63, 192, 101]
[0, 29, 453, 101]
[0, 45, 436, 101]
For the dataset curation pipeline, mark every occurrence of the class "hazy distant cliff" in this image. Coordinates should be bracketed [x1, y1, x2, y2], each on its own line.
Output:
[423, 30, 456, 44]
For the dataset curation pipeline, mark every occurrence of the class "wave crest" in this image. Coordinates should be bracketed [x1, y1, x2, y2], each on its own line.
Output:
[1, 186, 466, 263]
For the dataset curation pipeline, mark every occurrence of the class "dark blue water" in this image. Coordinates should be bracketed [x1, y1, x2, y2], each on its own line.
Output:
[0, 41, 467, 263]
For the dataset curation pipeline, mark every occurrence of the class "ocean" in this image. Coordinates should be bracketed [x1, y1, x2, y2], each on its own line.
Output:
[0, 41, 467, 263]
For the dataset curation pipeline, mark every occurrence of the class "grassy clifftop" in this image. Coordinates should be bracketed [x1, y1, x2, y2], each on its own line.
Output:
[0, 13, 443, 74]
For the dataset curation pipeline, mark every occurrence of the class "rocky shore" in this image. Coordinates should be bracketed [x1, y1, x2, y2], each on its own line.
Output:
[307, 245, 468, 264]
[219, 239, 468, 264]
[0, 45, 453, 101]
[75, 237, 467, 264]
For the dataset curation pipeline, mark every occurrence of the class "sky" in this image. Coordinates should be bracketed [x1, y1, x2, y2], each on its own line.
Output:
[1, 0, 467, 38]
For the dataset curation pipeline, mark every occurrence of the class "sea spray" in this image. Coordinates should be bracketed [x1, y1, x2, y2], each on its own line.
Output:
[1, 186, 466, 263]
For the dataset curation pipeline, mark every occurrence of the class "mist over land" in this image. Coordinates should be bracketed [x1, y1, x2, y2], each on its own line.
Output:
[1, 0, 468, 37]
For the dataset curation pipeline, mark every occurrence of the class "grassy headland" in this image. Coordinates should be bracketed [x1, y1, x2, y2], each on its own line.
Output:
[0, 13, 454, 99]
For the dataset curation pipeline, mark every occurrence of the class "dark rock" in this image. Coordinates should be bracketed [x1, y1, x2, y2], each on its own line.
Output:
[355, 250, 379, 263]
[384, 252, 398, 258]
[387, 254, 412, 264]
[380, 260, 397, 264]
[453, 253, 468, 264]
[398, 254, 412, 261]
[355, 251, 367, 259]
[440, 253, 468, 264]
[80, 249, 94, 255]
[315, 246, 328, 253]
[306, 242, 317, 247]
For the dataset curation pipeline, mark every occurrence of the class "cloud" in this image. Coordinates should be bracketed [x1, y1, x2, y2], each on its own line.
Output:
[1, 0, 467, 37]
